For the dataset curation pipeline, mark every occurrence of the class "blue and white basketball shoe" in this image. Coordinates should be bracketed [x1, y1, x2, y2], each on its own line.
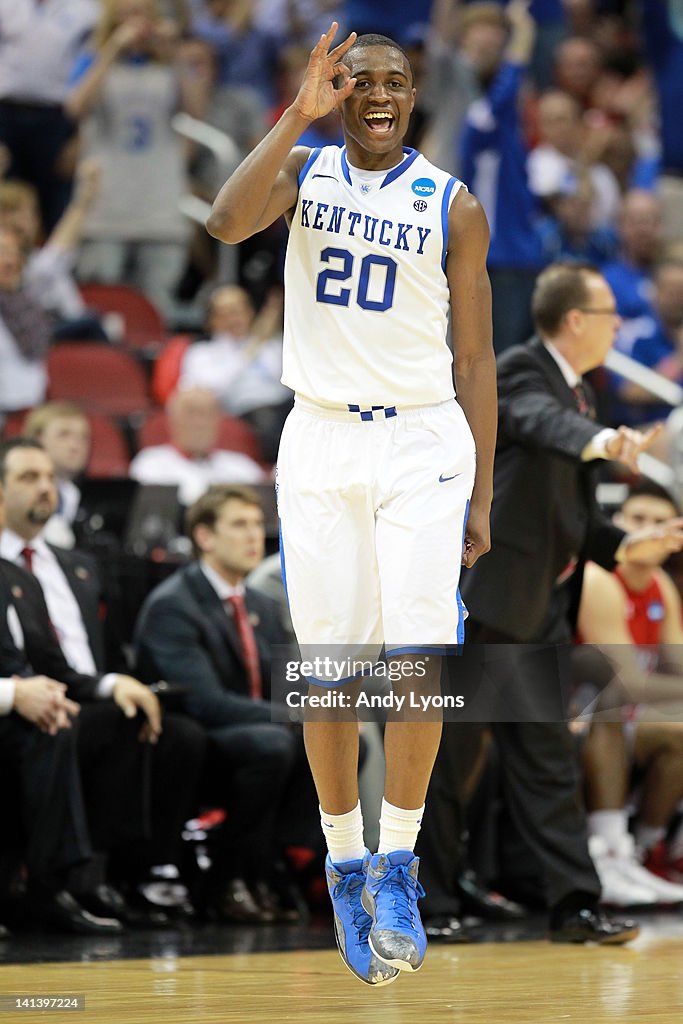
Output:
[361, 850, 427, 971]
[325, 851, 400, 987]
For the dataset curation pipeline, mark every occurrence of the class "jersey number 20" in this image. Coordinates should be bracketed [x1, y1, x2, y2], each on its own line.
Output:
[316, 247, 397, 312]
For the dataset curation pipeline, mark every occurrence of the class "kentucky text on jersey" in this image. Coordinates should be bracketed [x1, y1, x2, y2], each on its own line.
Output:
[299, 201, 432, 255]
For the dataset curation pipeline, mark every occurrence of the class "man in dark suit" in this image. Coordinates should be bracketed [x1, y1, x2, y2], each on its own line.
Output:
[135, 484, 316, 922]
[0, 479, 121, 935]
[426, 262, 683, 943]
[0, 438, 207, 927]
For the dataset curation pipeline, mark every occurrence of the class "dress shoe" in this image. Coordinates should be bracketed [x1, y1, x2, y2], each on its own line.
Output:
[549, 908, 639, 945]
[215, 878, 273, 924]
[251, 880, 303, 923]
[37, 890, 123, 935]
[456, 869, 527, 921]
[425, 914, 471, 943]
[76, 884, 171, 929]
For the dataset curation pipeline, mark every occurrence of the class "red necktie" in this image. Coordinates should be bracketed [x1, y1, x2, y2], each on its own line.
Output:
[572, 382, 594, 419]
[21, 547, 35, 572]
[226, 595, 262, 701]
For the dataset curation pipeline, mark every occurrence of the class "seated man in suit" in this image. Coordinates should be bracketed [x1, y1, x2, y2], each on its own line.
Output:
[0, 477, 120, 936]
[135, 484, 317, 922]
[0, 437, 207, 926]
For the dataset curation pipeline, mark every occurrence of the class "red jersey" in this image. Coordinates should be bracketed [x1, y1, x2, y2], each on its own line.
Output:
[613, 568, 666, 647]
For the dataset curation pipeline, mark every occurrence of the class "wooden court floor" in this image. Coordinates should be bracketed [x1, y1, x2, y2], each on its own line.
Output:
[2, 923, 683, 1024]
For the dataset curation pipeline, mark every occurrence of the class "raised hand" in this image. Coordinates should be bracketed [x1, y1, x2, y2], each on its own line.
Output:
[605, 423, 664, 473]
[292, 22, 357, 123]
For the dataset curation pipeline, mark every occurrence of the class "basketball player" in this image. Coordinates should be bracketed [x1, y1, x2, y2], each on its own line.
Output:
[207, 23, 496, 985]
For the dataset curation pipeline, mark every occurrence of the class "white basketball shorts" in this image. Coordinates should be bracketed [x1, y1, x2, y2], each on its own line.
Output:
[276, 396, 476, 657]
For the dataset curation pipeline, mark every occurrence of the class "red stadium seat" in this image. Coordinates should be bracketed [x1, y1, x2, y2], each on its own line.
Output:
[151, 334, 191, 406]
[47, 344, 150, 418]
[79, 283, 166, 353]
[137, 407, 264, 465]
[87, 415, 130, 478]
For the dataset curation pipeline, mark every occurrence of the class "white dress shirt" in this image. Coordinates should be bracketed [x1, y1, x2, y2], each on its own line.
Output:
[179, 334, 290, 416]
[129, 444, 265, 506]
[199, 561, 245, 602]
[0, 529, 116, 695]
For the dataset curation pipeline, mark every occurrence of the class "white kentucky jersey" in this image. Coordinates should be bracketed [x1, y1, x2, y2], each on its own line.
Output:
[282, 145, 466, 408]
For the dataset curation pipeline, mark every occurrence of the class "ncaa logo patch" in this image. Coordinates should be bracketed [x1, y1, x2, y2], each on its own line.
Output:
[411, 177, 436, 196]
[413, 199, 428, 212]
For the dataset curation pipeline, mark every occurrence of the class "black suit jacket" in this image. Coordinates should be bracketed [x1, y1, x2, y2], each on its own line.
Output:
[134, 562, 286, 728]
[461, 337, 625, 641]
[0, 558, 99, 701]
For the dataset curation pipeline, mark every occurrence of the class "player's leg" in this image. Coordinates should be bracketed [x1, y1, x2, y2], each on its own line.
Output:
[277, 406, 397, 986]
[363, 401, 476, 972]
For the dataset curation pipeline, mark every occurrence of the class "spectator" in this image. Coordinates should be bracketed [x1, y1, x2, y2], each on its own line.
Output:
[602, 190, 663, 325]
[578, 481, 683, 905]
[0, 161, 108, 340]
[609, 258, 683, 426]
[535, 170, 618, 265]
[640, 0, 683, 242]
[461, 0, 546, 353]
[129, 388, 265, 505]
[178, 287, 292, 462]
[421, 1, 509, 178]
[135, 484, 316, 922]
[528, 90, 620, 230]
[553, 35, 603, 111]
[0, 225, 52, 418]
[23, 402, 92, 550]
[0, 0, 99, 230]
[189, 0, 281, 108]
[67, 0, 210, 320]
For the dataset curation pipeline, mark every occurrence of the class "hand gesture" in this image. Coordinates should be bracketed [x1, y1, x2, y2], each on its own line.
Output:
[112, 675, 162, 743]
[605, 423, 663, 473]
[622, 517, 683, 565]
[292, 22, 357, 123]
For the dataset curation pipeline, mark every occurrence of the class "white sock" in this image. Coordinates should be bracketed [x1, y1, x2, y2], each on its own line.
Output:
[320, 802, 366, 866]
[634, 822, 666, 852]
[587, 809, 629, 850]
[377, 798, 424, 854]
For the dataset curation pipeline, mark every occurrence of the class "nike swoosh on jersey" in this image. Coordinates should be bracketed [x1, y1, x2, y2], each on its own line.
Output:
[438, 473, 461, 483]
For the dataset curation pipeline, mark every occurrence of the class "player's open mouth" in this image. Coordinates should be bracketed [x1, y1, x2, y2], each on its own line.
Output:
[363, 111, 395, 135]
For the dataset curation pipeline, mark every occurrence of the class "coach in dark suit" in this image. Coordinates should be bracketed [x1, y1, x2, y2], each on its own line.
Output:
[424, 263, 683, 943]
[135, 484, 316, 923]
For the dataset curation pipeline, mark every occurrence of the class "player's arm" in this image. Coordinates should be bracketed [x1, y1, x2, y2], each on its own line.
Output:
[579, 562, 683, 707]
[447, 189, 496, 568]
[206, 22, 357, 244]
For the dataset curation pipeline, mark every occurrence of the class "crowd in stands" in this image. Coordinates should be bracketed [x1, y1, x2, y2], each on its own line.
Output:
[2, 0, 683, 940]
